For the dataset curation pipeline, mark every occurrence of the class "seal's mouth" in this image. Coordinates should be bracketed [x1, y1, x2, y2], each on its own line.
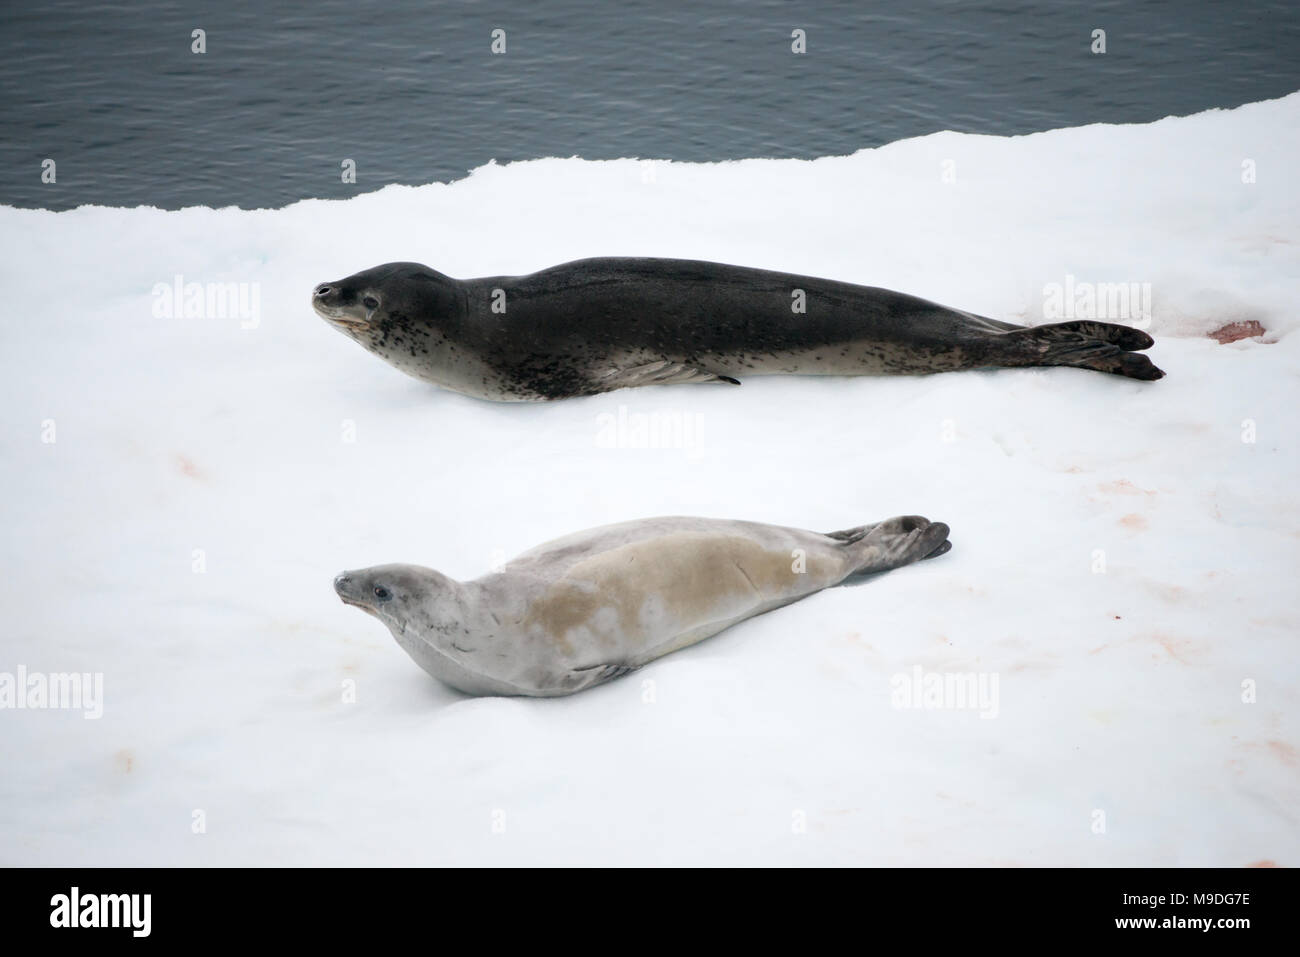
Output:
[312, 299, 370, 327]
[338, 595, 379, 617]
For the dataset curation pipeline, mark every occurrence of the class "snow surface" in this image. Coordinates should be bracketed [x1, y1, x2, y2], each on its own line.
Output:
[1, 93, 1297, 866]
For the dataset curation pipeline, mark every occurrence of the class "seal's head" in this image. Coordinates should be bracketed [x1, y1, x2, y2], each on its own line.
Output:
[333, 563, 465, 639]
[311, 262, 463, 350]
[334, 563, 429, 623]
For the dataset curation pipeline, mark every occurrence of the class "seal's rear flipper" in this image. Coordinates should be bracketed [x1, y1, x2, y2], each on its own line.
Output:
[1012, 321, 1165, 380]
[835, 516, 951, 576]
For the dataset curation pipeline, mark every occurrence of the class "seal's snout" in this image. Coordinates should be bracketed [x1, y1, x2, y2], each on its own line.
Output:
[334, 569, 390, 619]
[313, 281, 370, 327]
[334, 572, 375, 614]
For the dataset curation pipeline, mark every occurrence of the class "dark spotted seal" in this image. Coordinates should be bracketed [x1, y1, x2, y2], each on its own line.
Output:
[312, 258, 1163, 401]
[333, 514, 951, 697]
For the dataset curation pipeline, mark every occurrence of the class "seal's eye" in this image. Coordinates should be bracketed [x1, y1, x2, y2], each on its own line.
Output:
[373, 585, 392, 601]
[363, 296, 380, 311]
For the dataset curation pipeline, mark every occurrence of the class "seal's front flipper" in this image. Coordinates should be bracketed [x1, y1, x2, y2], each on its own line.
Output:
[1011, 321, 1165, 380]
[840, 516, 951, 576]
[562, 662, 636, 694]
[593, 359, 740, 392]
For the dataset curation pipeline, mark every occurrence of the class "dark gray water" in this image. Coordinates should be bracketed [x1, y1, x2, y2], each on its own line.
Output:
[2, 0, 1298, 211]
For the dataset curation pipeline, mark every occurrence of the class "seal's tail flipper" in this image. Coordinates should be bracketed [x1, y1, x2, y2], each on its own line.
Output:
[830, 516, 951, 576]
[1010, 321, 1164, 380]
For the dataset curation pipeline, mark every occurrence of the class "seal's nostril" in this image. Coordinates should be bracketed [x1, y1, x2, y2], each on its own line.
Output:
[315, 285, 331, 297]
[334, 574, 351, 591]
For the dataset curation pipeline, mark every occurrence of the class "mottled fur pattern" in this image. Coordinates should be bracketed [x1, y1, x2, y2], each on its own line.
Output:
[312, 257, 1164, 401]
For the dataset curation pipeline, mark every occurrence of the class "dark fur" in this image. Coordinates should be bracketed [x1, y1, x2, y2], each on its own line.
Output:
[313, 258, 1164, 401]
